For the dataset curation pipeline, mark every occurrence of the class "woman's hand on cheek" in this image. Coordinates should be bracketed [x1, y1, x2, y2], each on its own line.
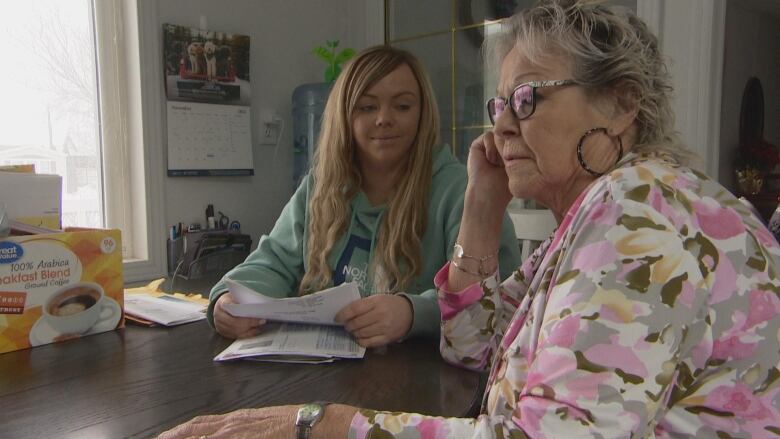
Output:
[482, 131, 504, 166]
[466, 132, 512, 208]
[157, 405, 297, 439]
[335, 295, 413, 348]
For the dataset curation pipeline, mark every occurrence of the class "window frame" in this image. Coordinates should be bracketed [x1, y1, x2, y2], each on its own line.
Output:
[93, 0, 166, 282]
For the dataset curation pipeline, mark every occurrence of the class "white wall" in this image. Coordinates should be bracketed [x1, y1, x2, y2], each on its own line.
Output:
[718, 2, 780, 191]
[652, 0, 726, 179]
[149, 0, 381, 244]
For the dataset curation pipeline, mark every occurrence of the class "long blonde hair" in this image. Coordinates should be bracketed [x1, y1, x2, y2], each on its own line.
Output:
[299, 46, 440, 294]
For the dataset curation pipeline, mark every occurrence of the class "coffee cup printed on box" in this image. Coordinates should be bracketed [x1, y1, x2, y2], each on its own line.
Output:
[43, 282, 114, 335]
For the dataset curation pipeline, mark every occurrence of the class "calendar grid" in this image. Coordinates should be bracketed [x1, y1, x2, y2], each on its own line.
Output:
[166, 102, 254, 176]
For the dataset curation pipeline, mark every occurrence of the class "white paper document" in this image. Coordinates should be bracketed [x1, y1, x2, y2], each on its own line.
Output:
[222, 279, 360, 325]
[213, 322, 366, 363]
[124, 294, 206, 326]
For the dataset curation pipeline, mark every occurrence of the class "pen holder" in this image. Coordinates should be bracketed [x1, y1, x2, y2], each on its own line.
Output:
[170, 231, 252, 280]
[167, 237, 184, 276]
[181, 248, 249, 280]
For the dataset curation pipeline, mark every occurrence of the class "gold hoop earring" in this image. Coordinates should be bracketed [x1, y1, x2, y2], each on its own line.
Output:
[577, 127, 623, 177]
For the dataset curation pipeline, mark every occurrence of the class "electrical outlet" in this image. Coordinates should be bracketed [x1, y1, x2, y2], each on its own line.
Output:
[259, 121, 281, 145]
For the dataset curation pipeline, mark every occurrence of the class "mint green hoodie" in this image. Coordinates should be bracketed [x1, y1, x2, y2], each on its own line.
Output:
[208, 146, 522, 338]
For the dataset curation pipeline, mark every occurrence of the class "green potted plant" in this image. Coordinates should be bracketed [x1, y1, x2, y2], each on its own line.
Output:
[312, 40, 356, 82]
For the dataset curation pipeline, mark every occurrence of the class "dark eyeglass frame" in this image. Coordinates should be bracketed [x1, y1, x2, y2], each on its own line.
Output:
[486, 79, 576, 125]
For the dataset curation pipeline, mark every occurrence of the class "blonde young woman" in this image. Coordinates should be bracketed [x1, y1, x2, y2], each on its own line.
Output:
[208, 46, 521, 348]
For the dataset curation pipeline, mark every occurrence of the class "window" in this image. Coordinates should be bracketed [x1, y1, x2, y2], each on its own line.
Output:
[0, 1, 103, 228]
[3, 0, 166, 281]
[386, 0, 637, 162]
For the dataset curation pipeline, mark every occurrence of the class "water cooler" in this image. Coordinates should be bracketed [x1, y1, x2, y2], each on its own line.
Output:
[291, 82, 332, 189]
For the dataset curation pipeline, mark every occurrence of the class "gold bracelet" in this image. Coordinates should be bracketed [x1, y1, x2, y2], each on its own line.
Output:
[452, 243, 497, 277]
[451, 258, 487, 277]
[453, 243, 497, 262]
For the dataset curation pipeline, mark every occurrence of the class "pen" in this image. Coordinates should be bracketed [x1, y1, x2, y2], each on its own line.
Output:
[206, 204, 215, 230]
[170, 225, 176, 241]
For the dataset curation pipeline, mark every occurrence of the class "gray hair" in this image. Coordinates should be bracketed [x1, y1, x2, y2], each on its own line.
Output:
[485, 0, 696, 166]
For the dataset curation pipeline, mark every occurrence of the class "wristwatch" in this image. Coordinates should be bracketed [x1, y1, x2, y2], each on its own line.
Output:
[295, 401, 329, 439]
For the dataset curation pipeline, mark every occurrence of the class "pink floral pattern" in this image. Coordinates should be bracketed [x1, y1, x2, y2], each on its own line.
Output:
[349, 153, 780, 438]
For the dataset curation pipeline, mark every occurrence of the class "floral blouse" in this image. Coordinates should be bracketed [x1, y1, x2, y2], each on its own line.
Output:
[349, 153, 780, 438]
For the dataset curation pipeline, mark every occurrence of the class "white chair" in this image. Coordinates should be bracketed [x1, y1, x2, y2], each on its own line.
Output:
[507, 200, 557, 261]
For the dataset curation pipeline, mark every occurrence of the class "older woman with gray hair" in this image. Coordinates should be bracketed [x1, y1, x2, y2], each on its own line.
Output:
[160, 1, 779, 437]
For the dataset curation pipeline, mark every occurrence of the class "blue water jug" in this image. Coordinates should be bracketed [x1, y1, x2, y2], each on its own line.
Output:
[291, 82, 332, 190]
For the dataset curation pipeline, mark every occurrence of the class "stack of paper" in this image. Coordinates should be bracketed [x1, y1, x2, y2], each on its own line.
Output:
[222, 279, 361, 325]
[214, 322, 365, 363]
[215, 279, 365, 363]
[124, 293, 206, 326]
[124, 279, 208, 327]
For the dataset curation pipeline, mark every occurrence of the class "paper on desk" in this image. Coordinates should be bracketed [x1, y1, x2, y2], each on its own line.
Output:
[124, 293, 206, 326]
[213, 322, 365, 362]
[222, 278, 360, 325]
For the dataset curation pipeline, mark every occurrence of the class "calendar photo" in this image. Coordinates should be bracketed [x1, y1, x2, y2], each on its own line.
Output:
[163, 23, 250, 105]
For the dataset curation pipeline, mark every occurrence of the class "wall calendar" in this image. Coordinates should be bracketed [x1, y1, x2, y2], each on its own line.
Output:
[166, 102, 253, 176]
[163, 23, 253, 177]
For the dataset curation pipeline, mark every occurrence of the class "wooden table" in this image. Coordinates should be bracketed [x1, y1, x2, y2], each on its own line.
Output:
[0, 320, 482, 438]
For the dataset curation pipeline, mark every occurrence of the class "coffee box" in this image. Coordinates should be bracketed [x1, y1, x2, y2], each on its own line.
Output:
[0, 172, 62, 229]
[0, 228, 124, 354]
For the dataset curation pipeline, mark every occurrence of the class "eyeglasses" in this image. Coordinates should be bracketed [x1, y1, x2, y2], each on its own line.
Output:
[486, 79, 576, 125]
